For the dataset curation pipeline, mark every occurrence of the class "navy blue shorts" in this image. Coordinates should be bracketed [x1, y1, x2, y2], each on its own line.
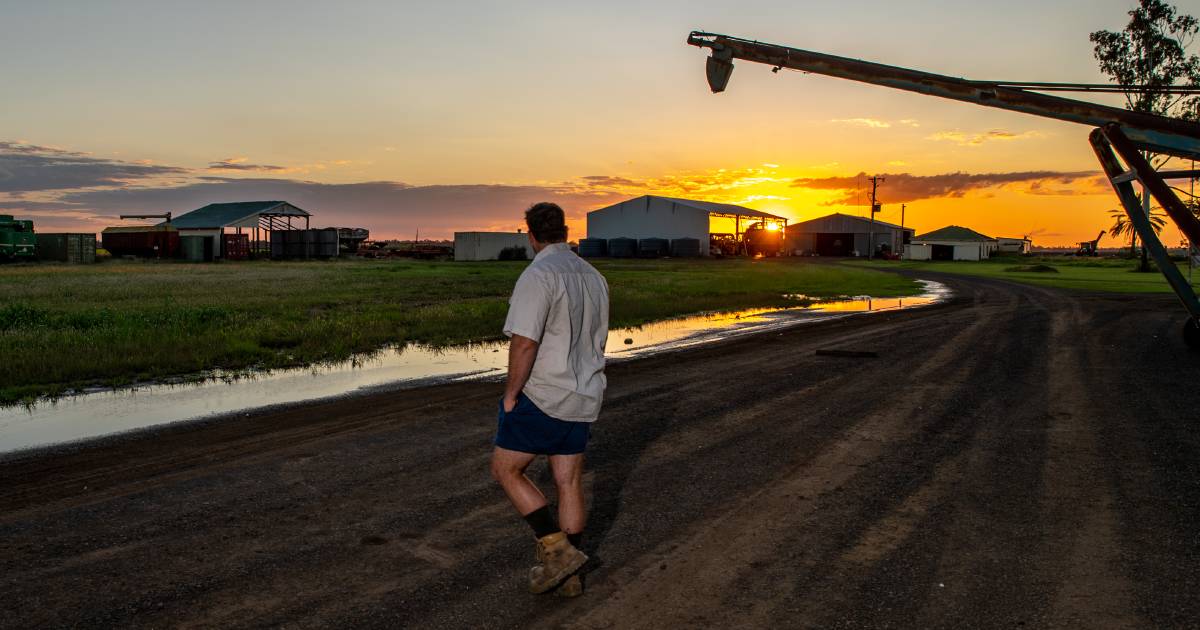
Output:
[494, 392, 591, 455]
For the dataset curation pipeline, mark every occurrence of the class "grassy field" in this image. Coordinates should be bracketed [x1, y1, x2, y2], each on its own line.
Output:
[846, 255, 1200, 294]
[0, 257, 918, 403]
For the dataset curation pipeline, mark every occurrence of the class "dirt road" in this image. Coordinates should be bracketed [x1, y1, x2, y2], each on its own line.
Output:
[2, 272, 1198, 629]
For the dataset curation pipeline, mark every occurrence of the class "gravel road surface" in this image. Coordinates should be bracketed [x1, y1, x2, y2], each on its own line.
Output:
[2, 272, 1198, 629]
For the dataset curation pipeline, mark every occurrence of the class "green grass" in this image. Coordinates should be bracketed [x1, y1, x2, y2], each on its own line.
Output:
[0, 257, 918, 403]
[845, 255, 1200, 294]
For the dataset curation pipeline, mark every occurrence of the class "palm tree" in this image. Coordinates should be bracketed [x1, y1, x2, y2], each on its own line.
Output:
[1107, 205, 1167, 258]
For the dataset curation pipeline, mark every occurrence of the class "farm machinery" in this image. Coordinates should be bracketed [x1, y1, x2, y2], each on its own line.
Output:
[710, 221, 786, 257]
[1076, 231, 1105, 256]
[687, 31, 1200, 349]
[0, 215, 36, 261]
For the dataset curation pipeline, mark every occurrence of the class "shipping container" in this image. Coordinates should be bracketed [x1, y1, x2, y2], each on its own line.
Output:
[179, 235, 214, 262]
[102, 226, 180, 258]
[222, 233, 250, 260]
[36, 233, 97, 263]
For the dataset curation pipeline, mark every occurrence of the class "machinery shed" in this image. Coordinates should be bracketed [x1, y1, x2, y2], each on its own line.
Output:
[785, 213, 913, 257]
[908, 225, 998, 261]
[165, 201, 310, 260]
[454, 232, 530, 261]
[586, 195, 786, 257]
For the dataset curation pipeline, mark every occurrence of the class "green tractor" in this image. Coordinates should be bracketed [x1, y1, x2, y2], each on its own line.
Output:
[0, 215, 36, 261]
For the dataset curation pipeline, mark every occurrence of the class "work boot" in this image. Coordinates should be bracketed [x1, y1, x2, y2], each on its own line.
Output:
[534, 537, 584, 597]
[528, 532, 587, 594]
[555, 573, 583, 598]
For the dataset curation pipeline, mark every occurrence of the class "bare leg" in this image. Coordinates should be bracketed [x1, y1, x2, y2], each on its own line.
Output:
[548, 453, 585, 535]
[490, 446, 546, 516]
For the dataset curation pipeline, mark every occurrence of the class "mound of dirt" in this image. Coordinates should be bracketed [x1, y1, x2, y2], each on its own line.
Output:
[1005, 264, 1059, 273]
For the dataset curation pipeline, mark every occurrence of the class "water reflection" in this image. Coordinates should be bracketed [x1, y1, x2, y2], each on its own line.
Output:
[0, 280, 947, 454]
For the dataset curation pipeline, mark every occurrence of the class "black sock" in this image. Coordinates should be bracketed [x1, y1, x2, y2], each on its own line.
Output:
[523, 506, 560, 539]
[567, 532, 583, 549]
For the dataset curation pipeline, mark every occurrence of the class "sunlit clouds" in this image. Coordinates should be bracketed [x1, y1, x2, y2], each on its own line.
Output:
[927, 129, 1044, 146]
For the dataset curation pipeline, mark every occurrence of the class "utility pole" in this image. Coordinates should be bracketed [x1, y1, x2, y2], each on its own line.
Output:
[867, 175, 884, 258]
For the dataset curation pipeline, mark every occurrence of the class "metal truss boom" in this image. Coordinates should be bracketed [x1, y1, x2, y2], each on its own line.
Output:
[686, 31, 1200, 347]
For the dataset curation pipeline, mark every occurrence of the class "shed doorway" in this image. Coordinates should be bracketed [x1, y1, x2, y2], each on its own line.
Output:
[815, 232, 854, 256]
[931, 244, 954, 260]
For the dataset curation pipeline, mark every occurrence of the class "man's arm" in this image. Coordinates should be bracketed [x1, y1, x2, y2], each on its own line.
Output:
[503, 333, 539, 412]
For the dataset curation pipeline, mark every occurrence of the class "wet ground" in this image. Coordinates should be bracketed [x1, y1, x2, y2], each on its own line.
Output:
[0, 282, 944, 454]
[1, 272, 1197, 628]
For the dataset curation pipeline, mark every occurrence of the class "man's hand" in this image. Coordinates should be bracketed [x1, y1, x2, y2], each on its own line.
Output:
[503, 334, 539, 414]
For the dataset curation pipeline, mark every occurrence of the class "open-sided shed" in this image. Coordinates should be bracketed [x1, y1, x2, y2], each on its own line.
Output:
[164, 201, 310, 259]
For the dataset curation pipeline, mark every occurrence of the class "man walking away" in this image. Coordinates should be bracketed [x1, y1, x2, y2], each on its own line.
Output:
[489, 202, 609, 597]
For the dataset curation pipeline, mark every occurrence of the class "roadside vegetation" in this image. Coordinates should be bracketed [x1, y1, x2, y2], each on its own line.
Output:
[0, 257, 918, 403]
[849, 255, 1200, 293]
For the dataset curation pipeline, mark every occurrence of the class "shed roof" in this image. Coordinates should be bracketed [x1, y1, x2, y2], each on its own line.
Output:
[166, 201, 309, 229]
[787, 212, 909, 231]
[913, 225, 995, 242]
[618, 195, 787, 221]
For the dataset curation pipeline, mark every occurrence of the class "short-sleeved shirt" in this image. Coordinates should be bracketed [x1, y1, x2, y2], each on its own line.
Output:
[503, 242, 609, 422]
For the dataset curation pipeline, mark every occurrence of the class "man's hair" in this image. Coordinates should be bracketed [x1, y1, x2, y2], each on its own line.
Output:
[524, 202, 568, 243]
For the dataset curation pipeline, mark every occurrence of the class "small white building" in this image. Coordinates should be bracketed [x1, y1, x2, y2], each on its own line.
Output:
[586, 195, 787, 257]
[995, 236, 1032, 254]
[907, 225, 998, 261]
[454, 232, 530, 261]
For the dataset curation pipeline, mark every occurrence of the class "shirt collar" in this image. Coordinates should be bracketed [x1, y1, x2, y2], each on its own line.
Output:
[533, 241, 570, 262]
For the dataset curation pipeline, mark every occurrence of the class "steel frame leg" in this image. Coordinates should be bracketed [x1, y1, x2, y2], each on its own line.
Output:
[1091, 128, 1200, 340]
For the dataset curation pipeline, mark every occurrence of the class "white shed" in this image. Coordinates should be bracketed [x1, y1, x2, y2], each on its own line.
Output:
[454, 232, 530, 261]
[911, 225, 998, 261]
[996, 236, 1032, 254]
[586, 195, 787, 257]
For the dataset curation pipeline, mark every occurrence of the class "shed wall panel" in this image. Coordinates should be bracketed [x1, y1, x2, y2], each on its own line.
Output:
[587, 197, 710, 255]
[454, 232, 530, 261]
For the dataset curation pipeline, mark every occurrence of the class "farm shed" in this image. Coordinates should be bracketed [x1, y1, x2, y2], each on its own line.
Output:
[995, 236, 1032, 254]
[785, 213, 913, 257]
[165, 201, 310, 260]
[908, 225, 998, 261]
[454, 232, 530, 261]
[586, 195, 786, 257]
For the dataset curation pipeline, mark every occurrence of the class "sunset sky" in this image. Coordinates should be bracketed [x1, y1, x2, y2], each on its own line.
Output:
[2, 0, 1195, 247]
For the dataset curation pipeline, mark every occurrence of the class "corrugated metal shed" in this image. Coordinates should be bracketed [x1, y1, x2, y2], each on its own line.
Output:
[586, 195, 786, 257]
[914, 225, 994, 241]
[166, 201, 309, 229]
[785, 212, 914, 257]
[911, 225, 998, 260]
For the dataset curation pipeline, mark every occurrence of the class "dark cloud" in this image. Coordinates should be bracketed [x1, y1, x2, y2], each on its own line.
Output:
[207, 158, 287, 172]
[791, 171, 1101, 205]
[60, 177, 621, 237]
[579, 175, 645, 188]
[0, 141, 189, 193]
[0, 199, 82, 211]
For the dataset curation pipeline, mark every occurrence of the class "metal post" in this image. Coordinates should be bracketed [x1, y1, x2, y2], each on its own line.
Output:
[1092, 129, 1200, 322]
[867, 175, 883, 258]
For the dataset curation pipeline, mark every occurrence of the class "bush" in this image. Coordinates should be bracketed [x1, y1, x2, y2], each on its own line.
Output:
[1004, 264, 1059, 273]
[498, 246, 528, 261]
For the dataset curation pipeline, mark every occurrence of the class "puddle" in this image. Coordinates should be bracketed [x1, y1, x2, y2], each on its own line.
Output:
[0, 280, 947, 455]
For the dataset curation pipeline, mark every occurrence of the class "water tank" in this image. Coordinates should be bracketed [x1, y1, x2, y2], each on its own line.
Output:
[670, 237, 701, 257]
[578, 238, 607, 258]
[607, 237, 636, 258]
[638, 238, 669, 258]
